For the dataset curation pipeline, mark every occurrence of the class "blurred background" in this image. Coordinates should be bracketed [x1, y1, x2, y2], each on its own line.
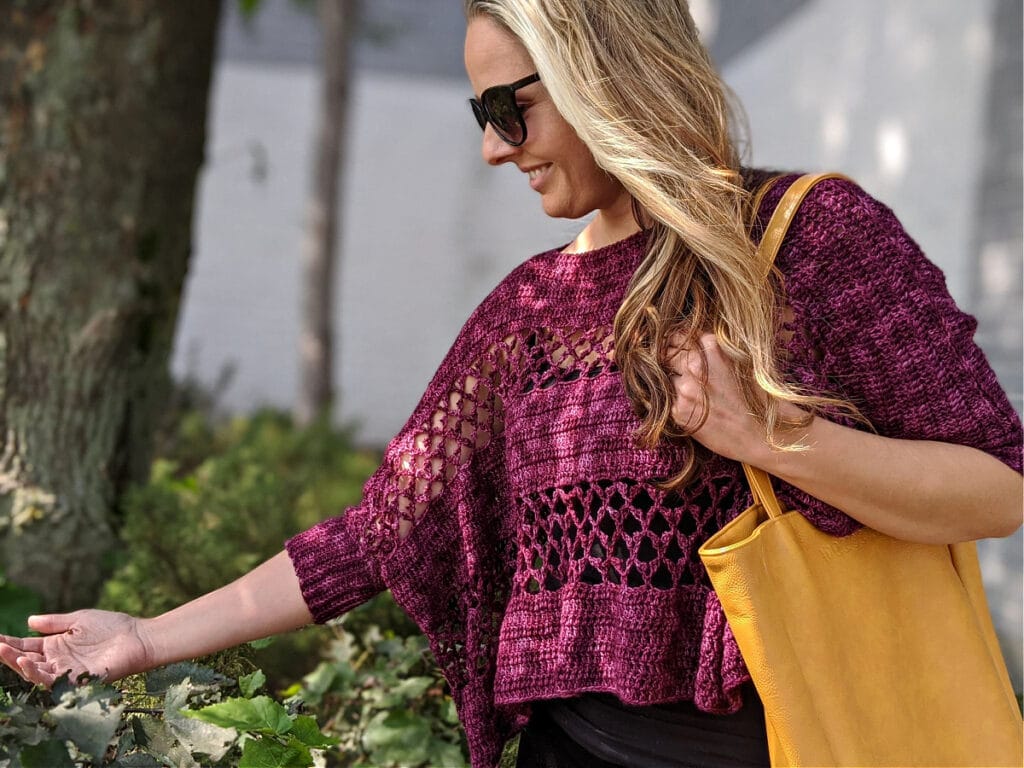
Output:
[173, 0, 1023, 685]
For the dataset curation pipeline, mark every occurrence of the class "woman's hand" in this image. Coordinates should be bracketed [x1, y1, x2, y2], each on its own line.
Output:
[0, 610, 153, 687]
[667, 332, 779, 463]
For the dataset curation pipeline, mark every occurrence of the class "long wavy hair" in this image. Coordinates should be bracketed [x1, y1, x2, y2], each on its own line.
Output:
[465, 0, 856, 487]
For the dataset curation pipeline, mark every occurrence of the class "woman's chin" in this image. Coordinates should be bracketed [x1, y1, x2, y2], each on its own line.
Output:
[540, 195, 579, 221]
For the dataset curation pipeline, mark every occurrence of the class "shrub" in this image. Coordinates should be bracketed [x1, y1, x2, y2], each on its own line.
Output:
[289, 613, 469, 767]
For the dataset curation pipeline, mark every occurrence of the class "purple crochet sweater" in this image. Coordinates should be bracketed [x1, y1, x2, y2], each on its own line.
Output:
[286, 175, 1023, 766]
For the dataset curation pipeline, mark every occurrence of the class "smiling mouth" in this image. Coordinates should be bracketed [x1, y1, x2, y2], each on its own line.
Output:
[527, 164, 551, 188]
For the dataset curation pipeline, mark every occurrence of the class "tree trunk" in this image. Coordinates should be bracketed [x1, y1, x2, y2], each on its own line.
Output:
[0, 1, 220, 610]
[296, 0, 358, 426]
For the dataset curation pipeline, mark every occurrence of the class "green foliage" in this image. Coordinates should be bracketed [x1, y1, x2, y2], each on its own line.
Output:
[100, 408, 379, 686]
[0, 649, 472, 768]
[0, 570, 41, 636]
[236, 0, 314, 21]
[288, 617, 469, 768]
[104, 410, 377, 615]
[0, 663, 337, 768]
[0, 406, 487, 766]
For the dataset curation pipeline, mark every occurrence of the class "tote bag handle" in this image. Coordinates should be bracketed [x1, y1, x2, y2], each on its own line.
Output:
[741, 172, 850, 518]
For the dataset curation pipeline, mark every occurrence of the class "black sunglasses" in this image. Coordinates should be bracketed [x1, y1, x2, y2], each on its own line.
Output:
[469, 73, 541, 147]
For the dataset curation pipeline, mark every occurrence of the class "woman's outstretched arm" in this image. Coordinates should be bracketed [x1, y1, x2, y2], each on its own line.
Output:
[0, 551, 311, 687]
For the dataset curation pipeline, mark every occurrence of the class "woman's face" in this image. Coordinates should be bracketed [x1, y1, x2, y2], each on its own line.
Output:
[464, 16, 630, 223]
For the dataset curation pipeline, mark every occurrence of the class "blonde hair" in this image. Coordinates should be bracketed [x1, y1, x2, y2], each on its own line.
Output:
[465, 0, 855, 487]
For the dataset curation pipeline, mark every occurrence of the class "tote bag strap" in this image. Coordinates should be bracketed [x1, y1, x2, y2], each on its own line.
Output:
[742, 172, 851, 518]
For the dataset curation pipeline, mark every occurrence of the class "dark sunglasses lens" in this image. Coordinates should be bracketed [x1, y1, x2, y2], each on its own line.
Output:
[482, 86, 524, 144]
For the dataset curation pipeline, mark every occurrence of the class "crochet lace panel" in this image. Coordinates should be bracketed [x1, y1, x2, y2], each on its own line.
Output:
[517, 325, 617, 393]
[367, 326, 619, 553]
[516, 473, 741, 593]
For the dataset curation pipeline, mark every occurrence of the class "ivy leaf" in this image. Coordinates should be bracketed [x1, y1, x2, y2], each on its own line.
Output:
[427, 739, 470, 768]
[49, 695, 124, 761]
[239, 737, 312, 768]
[183, 695, 293, 736]
[17, 739, 74, 768]
[165, 681, 237, 761]
[145, 662, 229, 694]
[288, 715, 337, 748]
[391, 676, 434, 701]
[377, 674, 434, 708]
[239, 669, 266, 698]
[362, 710, 434, 766]
[440, 697, 460, 725]
[297, 663, 338, 706]
[111, 753, 165, 767]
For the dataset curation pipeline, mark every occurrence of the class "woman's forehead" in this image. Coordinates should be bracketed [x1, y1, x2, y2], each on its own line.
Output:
[464, 16, 535, 93]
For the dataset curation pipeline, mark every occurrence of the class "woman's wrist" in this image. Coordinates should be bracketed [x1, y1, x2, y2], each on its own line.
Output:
[134, 615, 166, 672]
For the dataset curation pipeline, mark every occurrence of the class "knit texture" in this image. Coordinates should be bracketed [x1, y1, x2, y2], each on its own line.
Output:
[286, 174, 1023, 767]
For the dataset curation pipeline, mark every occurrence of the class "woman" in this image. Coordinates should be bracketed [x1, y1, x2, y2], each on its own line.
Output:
[2, 2, 1021, 766]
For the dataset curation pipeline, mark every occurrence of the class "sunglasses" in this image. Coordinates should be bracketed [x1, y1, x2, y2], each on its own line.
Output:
[469, 73, 541, 147]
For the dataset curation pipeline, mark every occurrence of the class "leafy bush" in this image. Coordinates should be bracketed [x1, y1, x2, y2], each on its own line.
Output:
[289, 614, 469, 767]
[102, 410, 378, 617]
[0, 408, 508, 766]
[0, 663, 334, 768]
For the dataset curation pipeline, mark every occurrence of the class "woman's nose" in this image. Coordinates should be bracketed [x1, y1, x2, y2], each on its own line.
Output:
[481, 126, 517, 166]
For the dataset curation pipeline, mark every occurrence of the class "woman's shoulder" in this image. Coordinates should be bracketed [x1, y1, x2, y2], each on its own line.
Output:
[752, 170, 934, 292]
[747, 168, 880, 226]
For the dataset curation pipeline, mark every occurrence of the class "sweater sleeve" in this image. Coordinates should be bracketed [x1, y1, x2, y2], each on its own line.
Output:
[773, 177, 1023, 530]
[285, 301, 515, 624]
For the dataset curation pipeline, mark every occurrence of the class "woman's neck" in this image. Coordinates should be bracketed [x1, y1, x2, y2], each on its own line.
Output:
[563, 196, 640, 254]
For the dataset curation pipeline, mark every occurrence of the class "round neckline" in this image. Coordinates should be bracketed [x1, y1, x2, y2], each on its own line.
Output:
[555, 228, 648, 260]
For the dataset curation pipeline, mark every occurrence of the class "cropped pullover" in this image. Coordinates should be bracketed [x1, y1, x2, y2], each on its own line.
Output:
[286, 175, 1023, 767]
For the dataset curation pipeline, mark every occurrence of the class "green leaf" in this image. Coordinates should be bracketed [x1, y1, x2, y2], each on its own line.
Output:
[440, 697, 460, 725]
[133, 717, 175, 756]
[391, 676, 434, 701]
[299, 663, 339, 702]
[111, 753, 165, 767]
[248, 636, 275, 650]
[427, 739, 469, 768]
[362, 710, 434, 766]
[239, 737, 312, 768]
[237, 0, 263, 19]
[238, 669, 266, 698]
[17, 739, 74, 768]
[183, 696, 293, 736]
[165, 682, 237, 761]
[288, 716, 337, 748]
[145, 662, 228, 694]
[49, 697, 125, 761]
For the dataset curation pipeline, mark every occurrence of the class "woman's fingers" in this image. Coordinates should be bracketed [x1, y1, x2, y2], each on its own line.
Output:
[0, 635, 45, 653]
[27, 613, 76, 635]
[17, 656, 59, 688]
[0, 641, 25, 672]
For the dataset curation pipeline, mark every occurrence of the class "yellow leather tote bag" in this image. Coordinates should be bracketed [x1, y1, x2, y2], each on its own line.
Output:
[699, 173, 1024, 767]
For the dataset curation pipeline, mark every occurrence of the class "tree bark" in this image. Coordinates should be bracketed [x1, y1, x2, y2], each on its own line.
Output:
[296, 0, 358, 426]
[0, 1, 220, 610]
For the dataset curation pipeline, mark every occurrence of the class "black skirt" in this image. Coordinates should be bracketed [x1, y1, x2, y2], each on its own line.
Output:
[515, 684, 770, 768]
